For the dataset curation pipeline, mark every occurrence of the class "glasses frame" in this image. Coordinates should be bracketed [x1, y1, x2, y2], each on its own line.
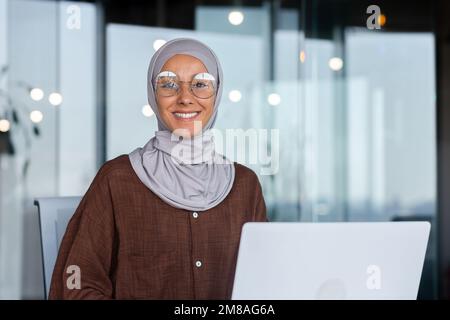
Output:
[154, 71, 217, 99]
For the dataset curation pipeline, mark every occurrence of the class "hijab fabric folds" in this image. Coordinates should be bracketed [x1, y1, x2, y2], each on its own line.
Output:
[129, 38, 235, 212]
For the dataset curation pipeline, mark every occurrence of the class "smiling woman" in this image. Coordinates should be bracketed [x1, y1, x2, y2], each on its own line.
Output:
[129, 38, 235, 211]
[48, 38, 268, 299]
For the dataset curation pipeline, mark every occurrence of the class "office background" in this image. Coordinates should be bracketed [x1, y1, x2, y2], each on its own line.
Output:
[0, 0, 449, 299]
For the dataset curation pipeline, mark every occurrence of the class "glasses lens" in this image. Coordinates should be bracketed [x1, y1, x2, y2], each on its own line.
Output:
[191, 79, 215, 98]
[155, 71, 178, 97]
[192, 73, 216, 98]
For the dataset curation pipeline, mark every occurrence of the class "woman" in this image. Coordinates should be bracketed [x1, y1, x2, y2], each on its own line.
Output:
[49, 38, 268, 299]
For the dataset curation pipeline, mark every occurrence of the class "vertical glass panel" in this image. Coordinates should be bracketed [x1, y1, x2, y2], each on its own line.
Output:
[301, 0, 437, 299]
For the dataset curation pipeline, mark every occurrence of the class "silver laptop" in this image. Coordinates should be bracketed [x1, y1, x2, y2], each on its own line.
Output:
[231, 222, 430, 300]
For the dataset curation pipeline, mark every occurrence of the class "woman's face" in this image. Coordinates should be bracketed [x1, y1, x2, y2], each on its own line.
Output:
[156, 54, 215, 138]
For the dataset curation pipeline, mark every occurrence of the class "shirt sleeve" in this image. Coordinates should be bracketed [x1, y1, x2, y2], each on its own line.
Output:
[48, 165, 117, 299]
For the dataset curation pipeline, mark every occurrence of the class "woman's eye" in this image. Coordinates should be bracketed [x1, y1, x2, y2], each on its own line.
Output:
[194, 81, 208, 88]
[161, 82, 177, 89]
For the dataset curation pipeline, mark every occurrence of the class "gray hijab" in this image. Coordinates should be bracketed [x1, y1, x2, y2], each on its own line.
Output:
[128, 38, 235, 212]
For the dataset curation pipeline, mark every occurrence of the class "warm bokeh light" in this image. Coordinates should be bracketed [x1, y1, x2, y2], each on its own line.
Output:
[267, 93, 281, 106]
[228, 11, 244, 25]
[29, 88, 44, 101]
[153, 39, 166, 51]
[48, 92, 63, 106]
[0, 119, 11, 132]
[228, 90, 242, 102]
[299, 50, 306, 63]
[142, 104, 154, 117]
[329, 57, 344, 71]
[378, 14, 386, 27]
[30, 110, 43, 123]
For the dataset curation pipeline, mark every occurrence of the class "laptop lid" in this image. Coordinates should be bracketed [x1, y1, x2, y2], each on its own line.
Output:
[231, 222, 430, 300]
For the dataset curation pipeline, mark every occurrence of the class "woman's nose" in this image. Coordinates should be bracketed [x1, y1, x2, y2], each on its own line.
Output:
[177, 83, 194, 105]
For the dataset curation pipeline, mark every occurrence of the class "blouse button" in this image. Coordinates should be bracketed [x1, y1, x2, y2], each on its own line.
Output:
[195, 260, 202, 268]
[192, 212, 199, 219]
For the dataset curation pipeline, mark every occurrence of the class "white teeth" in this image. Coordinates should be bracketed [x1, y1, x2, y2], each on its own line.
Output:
[174, 112, 199, 119]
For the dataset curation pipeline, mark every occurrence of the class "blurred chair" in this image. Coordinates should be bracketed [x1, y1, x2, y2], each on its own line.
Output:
[34, 196, 82, 299]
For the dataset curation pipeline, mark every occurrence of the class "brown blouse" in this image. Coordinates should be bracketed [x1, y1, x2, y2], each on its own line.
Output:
[48, 155, 268, 299]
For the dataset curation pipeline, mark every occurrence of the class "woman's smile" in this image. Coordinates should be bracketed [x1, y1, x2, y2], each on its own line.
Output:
[172, 111, 202, 121]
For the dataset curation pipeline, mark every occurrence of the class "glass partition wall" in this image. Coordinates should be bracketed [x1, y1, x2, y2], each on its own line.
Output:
[299, 0, 437, 298]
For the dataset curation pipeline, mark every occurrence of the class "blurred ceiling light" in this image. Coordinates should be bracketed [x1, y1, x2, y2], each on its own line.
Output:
[267, 93, 281, 106]
[378, 14, 386, 27]
[0, 119, 10, 132]
[299, 50, 306, 63]
[48, 92, 63, 106]
[153, 39, 166, 51]
[30, 110, 43, 123]
[228, 11, 244, 26]
[30, 88, 44, 101]
[228, 90, 242, 102]
[328, 57, 343, 71]
[142, 104, 154, 117]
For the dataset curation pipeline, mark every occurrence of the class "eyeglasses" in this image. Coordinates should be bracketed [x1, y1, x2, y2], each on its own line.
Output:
[154, 71, 216, 99]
